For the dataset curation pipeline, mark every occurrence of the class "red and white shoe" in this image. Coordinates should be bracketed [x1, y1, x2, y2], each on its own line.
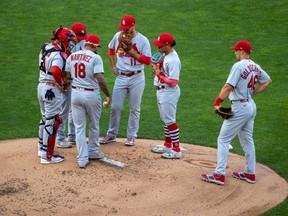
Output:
[233, 171, 256, 184]
[201, 172, 225, 185]
[99, 135, 116, 144]
[125, 137, 135, 146]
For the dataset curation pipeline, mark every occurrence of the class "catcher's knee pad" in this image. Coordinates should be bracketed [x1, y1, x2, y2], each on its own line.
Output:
[38, 116, 46, 145]
[45, 114, 63, 159]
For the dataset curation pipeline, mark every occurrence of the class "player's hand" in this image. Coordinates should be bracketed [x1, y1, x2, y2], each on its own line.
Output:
[112, 66, 119, 76]
[214, 105, 220, 111]
[103, 97, 111, 108]
[152, 63, 160, 75]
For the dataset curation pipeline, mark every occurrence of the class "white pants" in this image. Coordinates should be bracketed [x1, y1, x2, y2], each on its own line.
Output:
[71, 88, 102, 165]
[107, 72, 145, 138]
[215, 99, 257, 176]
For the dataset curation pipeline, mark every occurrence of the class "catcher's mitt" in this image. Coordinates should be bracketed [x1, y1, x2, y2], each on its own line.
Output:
[151, 52, 164, 64]
[118, 32, 132, 52]
[215, 107, 233, 119]
[61, 71, 72, 92]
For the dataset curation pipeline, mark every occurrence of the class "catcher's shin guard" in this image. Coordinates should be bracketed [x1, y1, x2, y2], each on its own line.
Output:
[46, 114, 63, 160]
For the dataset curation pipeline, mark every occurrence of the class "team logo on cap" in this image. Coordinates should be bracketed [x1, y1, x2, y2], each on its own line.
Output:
[122, 20, 126, 26]
[158, 36, 161, 41]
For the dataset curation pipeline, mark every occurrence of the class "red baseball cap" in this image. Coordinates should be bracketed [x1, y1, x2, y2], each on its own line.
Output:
[230, 40, 252, 53]
[118, 15, 136, 30]
[153, 33, 175, 47]
[71, 22, 87, 41]
[85, 34, 101, 47]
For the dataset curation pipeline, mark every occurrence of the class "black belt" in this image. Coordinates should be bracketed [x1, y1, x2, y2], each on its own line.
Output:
[231, 99, 249, 104]
[72, 86, 94, 91]
[119, 70, 142, 77]
[156, 86, 166, 90]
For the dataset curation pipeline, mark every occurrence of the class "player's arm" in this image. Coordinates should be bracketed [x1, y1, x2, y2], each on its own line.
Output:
[253, 79, 272, 96]
[95, 73, 111, 106]
[108, 48, 118, 75]
[51, 66, 63, 86]
[152, 63, 178, 86]
[127, 49, 151, 65]
[213, 83, 234, 110]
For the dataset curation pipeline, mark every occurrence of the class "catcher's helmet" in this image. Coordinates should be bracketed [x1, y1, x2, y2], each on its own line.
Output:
[51, 26, 75, 43]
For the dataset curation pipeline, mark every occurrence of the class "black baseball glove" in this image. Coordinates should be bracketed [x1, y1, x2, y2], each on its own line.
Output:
[215, 107, 233, 119]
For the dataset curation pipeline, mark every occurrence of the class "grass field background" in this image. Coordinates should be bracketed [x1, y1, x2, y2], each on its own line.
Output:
[0, 0, 287, 215]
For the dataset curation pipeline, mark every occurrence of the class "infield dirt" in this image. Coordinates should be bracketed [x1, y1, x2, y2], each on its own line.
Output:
[0, 138, 287, 216]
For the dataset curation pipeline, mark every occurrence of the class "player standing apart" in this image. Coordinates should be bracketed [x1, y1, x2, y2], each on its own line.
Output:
[56, 22, 87, 148]
[65, 34, 111, 168]
[150, 33, 182, 159]
[99, 15, 151, 146]
[37, 26, 75, 164]
[201, 40, 272, 185]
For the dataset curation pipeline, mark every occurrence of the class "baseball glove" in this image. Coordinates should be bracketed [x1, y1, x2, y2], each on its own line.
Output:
[62, 72, 72, 92]
[215, 107, 233, 119]
[151, 52, 164, 64]
[118, 32, 132, 52]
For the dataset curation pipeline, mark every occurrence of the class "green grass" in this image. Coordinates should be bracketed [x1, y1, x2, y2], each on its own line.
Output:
[0, 0, 287, 215]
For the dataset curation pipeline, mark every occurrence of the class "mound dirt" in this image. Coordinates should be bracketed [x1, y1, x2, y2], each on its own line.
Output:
[0, 138, 287, 216]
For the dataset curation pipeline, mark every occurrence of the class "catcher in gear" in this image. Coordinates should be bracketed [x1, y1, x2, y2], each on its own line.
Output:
[37, 26, 75, 164]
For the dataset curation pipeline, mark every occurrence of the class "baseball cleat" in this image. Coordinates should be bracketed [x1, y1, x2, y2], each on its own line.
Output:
[56, 140, 72, 148]
[68, 138, 76, 145]
[99, 135, 116, 144]
[151, 145, 170, 154]
[89, 151, 105, 159]
[40, 156, 65, 164]
[161, 149, 182, 159]
[201, 172, 225, 185]
[124, 137, 135, 146]
[232, 171, 255, 184]
[79, 161, 89, 169]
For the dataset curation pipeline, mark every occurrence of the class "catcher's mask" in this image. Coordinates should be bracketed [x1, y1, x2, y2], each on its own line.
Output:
[51, 26, 75, 43]
[51, 26, 75, 53]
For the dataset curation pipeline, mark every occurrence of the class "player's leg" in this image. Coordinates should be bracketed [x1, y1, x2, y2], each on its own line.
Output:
[106, 76, 128, 138]
[125, 76, 145, 144]
[56, 90, 72, 148]
[86, 92, 104, 159]
[236, 101, 257, 182]
[215, 103, 251, 175]
[71, 91, 89, 167]
[41, 87, 64, 164]
[37, 83, 46, 156]
[67, 109, 76, 145]
[157, 87, 181, 158]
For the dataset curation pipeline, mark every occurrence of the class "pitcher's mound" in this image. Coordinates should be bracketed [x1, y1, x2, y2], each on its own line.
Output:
[0, 138, 287, 216]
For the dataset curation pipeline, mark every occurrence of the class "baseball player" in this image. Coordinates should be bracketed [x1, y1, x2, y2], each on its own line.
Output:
[150, 33, 182, 159]
[56, 22, 88, 148]
[65, 34, 111, 168]
[37, 26, 75, 164]
[99, 15, 151, 146]
[201, 40, 272, 185]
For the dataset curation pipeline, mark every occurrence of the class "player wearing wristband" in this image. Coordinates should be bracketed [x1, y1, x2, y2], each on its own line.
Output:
[201, 40, 271, 185]
[99, 15, 151, 146]
[150, 33, 182, 159]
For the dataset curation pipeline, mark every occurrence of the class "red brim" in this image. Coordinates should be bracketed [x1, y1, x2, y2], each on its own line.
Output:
[153, 40, 165, 47]
[118, 24, 132, 30]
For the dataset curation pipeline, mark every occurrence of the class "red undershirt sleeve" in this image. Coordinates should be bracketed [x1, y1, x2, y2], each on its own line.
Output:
[108, 48, 116, 56]
[157, 73, 178, 86]
[139, 55, 151, 65]
[51, 66, 63, 86]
